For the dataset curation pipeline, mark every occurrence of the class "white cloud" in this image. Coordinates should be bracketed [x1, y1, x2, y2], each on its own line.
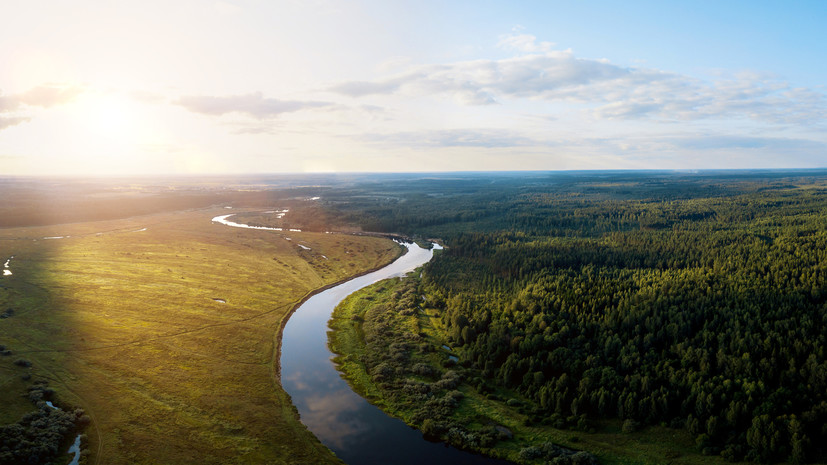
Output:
[17, 85, 83, 108]
[0, 84, 81, 131]
[362, 129, 540, 149]
[667, 135, 826, 151]
[497, 33, 555, 53]
[176, 92, 331, 119]
[328, 79, 407, 98]
[328, 34, 827, 126]
[0, 116, 31, 130]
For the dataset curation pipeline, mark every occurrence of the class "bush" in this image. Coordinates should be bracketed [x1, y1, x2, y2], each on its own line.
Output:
[13, 359, 31, 368]
[0, 393, 86, 465]
[421, 418, 447, 438]
[518, 446, 543, 460]
[549, 413, 566, 429]
[434, 370, 461, 390]
[720, 444, 744, 462]
[446, 390, 464, 402]
[621, 419, 639, 433]
[570, 451, 598, 465]
[412, 363, 437, 378]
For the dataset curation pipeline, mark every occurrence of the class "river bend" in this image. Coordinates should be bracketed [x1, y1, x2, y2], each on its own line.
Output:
[280, 242, 509, 465]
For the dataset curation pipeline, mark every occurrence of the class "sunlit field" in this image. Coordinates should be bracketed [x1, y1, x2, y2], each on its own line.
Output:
[0, 202, 401, 464]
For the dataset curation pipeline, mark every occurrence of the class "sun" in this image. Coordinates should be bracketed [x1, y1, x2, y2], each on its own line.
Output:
[52, 89, 171, 175]
[76, 91, 142, 141]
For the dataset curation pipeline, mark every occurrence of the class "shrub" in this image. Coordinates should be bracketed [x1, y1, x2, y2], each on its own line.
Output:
[621, 419, 639, 433]
[518, 446, 543, 460]
[412, 363, 437, 378]
[421, 418, 446, 438]
[571, 451, 599, 465]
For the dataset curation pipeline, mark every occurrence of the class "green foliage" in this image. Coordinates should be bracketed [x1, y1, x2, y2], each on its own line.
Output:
[329, 276, 598, 464]
[323, 170, 827, 464]
[0, 383, 86, 465]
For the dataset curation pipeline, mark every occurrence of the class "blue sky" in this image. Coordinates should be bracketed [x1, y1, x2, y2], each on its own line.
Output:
[0, 0, 825, 175]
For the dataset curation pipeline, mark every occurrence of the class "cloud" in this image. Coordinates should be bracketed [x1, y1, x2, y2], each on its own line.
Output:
[497, 33, 555, 53]
[0, 85, 81, 111]
[328, 43, 644, 105]
[355, 126, 827, 169]
[176, 92, 331, 119]
[227, 121, 284, 135]
[0, 116, 31, 130]
[328, 78, 407, 97]
[362, 129, 541, 149]
[0, 84, 81, 131]
[329, 33, 827, 125]
[129, 89, 167, 104]
[17, 85, 82, 107]
[0, 95, 17, 113]
[668, 135, 826, 151]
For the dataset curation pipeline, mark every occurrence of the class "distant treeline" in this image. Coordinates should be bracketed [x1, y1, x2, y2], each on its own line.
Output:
[321, 171, 827, 463]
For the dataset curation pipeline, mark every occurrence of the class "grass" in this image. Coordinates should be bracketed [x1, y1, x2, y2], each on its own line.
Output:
[327, 275, 755, 465]
[0, 206, 402, 464]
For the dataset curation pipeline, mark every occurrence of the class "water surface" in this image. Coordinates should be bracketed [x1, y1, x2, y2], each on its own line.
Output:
[281, 242, 510, 465]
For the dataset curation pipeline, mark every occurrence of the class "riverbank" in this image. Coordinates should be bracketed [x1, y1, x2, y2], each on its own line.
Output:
[282, 241, 517, 465]
[273, 239, 406, 381]
[329, 275, 599, 465]
[328, 273, 736, 465]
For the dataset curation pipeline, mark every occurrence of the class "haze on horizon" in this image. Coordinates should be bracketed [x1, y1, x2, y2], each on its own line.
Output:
[1, 0, 825, 176]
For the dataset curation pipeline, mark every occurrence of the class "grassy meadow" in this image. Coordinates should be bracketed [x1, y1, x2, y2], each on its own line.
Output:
[0, 205, 402, 464]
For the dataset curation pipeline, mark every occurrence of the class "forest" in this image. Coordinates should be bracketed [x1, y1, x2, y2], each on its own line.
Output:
[318, 170, 827, 464]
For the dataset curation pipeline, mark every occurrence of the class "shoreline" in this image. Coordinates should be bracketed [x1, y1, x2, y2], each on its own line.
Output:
[271, 239, 407, 380]
[266, 237, 407, 461]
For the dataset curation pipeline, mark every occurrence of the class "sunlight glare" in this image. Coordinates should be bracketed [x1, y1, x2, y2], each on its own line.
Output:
[77, 92, 142, 142]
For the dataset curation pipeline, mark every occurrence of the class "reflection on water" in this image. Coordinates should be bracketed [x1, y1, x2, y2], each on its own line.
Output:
[281, 242, 511, 465]
[300, 388, 372, 449]
[212, 213, 299, 232]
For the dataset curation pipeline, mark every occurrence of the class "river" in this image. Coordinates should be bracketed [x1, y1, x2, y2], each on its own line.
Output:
[280, 241, 511, 465]
[210, 213, 509, 464]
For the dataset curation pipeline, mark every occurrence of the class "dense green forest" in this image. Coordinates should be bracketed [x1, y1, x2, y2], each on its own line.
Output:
[330, 275, 601, 464]
[318, 171, 827, 464]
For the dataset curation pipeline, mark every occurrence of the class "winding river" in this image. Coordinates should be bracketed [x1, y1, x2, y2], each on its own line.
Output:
[280, 242, 510, 465]
[211, 213, 509, 464]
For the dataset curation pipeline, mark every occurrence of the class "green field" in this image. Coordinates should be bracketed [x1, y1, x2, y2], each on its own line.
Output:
[0, 206, 401, 464]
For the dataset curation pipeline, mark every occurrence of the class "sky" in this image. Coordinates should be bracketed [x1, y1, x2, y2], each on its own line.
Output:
[1, 0, 826, 176]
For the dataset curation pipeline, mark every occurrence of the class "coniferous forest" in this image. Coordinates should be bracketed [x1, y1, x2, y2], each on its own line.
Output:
[316, 171, 827, 463]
